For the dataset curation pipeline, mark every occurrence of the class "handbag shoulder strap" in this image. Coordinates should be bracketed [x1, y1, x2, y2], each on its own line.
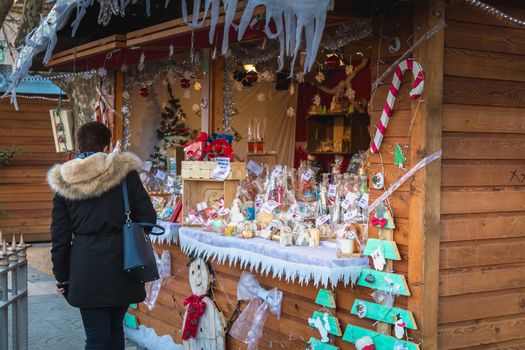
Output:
[122, 178, 132, 223]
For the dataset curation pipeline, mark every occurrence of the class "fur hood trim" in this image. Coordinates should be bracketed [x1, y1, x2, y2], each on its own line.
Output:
[47, 152, 142, 200]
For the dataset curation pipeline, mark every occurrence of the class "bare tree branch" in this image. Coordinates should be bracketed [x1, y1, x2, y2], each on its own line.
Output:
[15, 0, 44, 47]
[0, 0, 15, 30]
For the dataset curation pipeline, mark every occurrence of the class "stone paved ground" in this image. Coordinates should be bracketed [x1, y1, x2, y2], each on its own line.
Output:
[25, 243, 141, 350]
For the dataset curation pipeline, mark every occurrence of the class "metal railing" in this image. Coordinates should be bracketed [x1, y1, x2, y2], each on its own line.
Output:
[0, 237, 30, 350]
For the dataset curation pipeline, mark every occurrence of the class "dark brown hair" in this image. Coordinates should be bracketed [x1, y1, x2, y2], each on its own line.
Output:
[76, 122, 112, 153]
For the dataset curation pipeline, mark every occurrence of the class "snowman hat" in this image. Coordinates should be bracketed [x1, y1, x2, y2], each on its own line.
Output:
[356, 336, 375, 350]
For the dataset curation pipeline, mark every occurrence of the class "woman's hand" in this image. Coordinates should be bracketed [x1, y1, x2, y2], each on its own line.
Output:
[56, 281, 69, 296]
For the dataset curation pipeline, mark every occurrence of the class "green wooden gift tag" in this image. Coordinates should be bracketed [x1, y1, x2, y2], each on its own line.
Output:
[351, 299, 417, 329]
[308, 311, 342, 337]
[357, 269, 411, 296]
[363, 239, 401, 260]
[308, 338, 339, 350]
[124, 313, 138, 329]
[342, 324, 419, 350]
[315, 289, 336, 309]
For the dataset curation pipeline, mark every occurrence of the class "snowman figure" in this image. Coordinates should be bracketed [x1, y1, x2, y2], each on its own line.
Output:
[182, 256, 226, 350]
[394, 314, 407, 339]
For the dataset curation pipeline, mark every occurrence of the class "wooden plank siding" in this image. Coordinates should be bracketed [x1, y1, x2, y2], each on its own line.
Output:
[0, 99, 65, 242]
[438, 2, 525, 348]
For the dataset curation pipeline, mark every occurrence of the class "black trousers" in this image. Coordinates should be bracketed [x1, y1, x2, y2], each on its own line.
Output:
[79, 305, 129, 350]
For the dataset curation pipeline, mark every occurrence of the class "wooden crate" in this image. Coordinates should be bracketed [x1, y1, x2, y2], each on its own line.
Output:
[246, 152, 278, 166]
[181, 161, 246, 180]
[182, 179, 239, 225]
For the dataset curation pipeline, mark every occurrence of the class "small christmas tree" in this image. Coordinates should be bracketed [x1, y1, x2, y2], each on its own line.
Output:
[150, 81, 196, 168]
[393, 144, 406, 168]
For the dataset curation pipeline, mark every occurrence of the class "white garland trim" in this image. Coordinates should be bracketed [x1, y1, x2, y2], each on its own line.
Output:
[151, 220, 181, 245]
[179, 228, 368, 288]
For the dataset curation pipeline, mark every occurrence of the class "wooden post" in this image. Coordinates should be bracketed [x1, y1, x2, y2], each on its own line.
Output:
[210, 55, 224, 134]
[114, 70, 124, 144]
[408, 0, 444, 349]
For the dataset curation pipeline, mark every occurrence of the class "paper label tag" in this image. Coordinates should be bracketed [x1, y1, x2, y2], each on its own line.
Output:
[217, 207, 230, 216]
[316, 214, 330, 227]
[343, 209, 358, 222]
[211, 157, 231, 180]
[371, 246, 387, 271]
[357, 193, 369, 209]
[196, 201, 208, 211]
[247, 160, 263, 176]
[142, 161, 152, 172]
[156, 170, 166, 181]
[291, 209, 303, 220]
[261, 200, 280, 214]
[166, 176, 175, 188]
[328, 184, 337, 197]
[341, 192, 357, 210]
[255, 195, 263, 210]
[303, 169, 313, 181]
[271, 165, 282, 178]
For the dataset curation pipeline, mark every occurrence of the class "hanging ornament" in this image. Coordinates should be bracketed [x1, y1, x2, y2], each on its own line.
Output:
[289, 84, 295, 95]
[138, 52, 146, 72]
[315, 71, 325, 83]
[245, 71, 259, 84]
[259, 70, 272, 82]
[345, 65, 354, 75]
[286, 107, 295, 118]
[345, 88, 356, 102]
[256, 93, 266, 102]
[313, 94, 321, 107]
[193, 82, 202, 91]
[394, 144, 407, 168]
[394, 314, 407, 339]
[139, 87, 149, 97]
[372, 172, 384, 189]
[180, 78, 191, 89]
[388, 37, 402, 54]
[355, 336, 376, 350]
[183, 89, 191, 99]
[324, 55, 340, 70]
[169, 44, 174, 59]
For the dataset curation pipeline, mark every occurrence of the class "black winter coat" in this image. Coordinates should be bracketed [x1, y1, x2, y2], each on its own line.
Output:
[48, 152, 156, 308]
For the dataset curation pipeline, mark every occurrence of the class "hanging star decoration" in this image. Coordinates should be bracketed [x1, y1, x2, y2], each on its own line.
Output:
[194, 82, 202, 91]
[289, 84, 295, 95]
[345, 64, 354, 75]
[295, 72, 305, 83]
[259, 70, 273, 82]
[345, 88, 356, 102]
[286, 107, 295, 117]
[256, 93, 266, 102]
[315, 71, 325, 83]
[312, 94, 321, 106]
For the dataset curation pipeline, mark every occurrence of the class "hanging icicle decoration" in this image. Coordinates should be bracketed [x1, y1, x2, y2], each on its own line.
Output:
[321, 19, 372, 51]
[238, 0, 331, 74]
[460, 0, 525, 26]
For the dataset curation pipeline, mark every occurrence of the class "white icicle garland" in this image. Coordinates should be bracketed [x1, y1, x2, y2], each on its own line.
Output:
[150, 221, 181, 245]
[179, 228, 368, 288]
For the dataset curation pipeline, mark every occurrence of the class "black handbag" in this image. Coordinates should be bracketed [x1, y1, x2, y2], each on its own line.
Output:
[122, 178, 165, 283]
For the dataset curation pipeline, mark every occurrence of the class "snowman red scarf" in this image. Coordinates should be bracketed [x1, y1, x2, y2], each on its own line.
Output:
[182, 294, 207, 340]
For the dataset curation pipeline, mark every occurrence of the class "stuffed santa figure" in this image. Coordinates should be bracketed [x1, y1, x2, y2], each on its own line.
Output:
[356, 336, 376, 350]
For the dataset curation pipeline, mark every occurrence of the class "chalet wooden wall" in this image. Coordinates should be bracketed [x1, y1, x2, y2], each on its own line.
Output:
[438, 2, 525, 348]
[0, 99, 65, 242]
[130, 4, 433, 350]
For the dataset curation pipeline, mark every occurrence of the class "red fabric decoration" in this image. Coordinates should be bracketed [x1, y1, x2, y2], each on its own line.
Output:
[325, 55, 340, 70]
[245, 71, 258, 83]
[139, 87, 149, 97]
[182, 294, 207, 341]
[205, 138, 234, 161]
[371, 217, 387, 228]
[180, 78, 191, 89]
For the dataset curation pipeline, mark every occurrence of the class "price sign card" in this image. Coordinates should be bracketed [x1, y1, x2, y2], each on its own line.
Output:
[211, 157, 231, 180]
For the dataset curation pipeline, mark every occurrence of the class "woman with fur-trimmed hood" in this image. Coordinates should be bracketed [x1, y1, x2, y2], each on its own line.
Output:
[47, 122, 156, 350]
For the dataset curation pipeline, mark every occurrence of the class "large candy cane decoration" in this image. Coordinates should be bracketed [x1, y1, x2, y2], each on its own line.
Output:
[370, 58, 425, 153]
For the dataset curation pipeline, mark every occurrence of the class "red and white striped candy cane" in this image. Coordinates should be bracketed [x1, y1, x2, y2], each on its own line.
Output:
[370, 58, 424, 153]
